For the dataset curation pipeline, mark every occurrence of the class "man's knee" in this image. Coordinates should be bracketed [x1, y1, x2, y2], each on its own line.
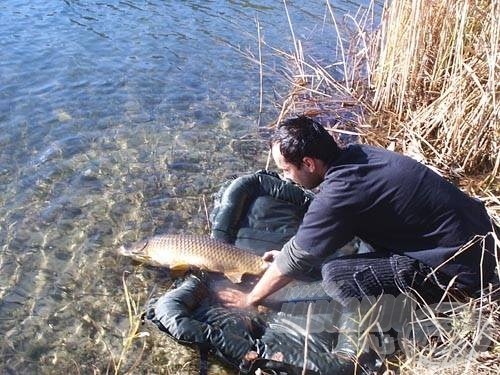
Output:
[321, 257, 395, 303]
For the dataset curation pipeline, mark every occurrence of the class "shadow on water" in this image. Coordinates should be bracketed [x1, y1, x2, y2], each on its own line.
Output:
[0, 0, 376, 373]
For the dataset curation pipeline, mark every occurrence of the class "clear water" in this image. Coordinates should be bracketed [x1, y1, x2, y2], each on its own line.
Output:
[0, 1, 374, 373]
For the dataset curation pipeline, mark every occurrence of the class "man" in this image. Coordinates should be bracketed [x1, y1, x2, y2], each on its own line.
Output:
[218, 116, 497, 309]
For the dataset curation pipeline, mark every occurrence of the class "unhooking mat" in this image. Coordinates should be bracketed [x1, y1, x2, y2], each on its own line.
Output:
[145, 170, 376, 374]
[145, 272, 374, 374]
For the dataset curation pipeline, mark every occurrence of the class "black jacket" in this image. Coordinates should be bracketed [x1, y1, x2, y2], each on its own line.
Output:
[292, 144, 496, 291]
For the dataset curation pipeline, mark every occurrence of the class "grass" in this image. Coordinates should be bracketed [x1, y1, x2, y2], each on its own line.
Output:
[273, 0, 500, 373]
[338, 238, 500, 375]
[368, 0, 499, 185]
[388, 274, 500, 374]
[391, 287, 495, 373]
[107, 272, 149, 375]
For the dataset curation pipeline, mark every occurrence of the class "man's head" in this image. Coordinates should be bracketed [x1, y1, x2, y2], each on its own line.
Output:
[271, 116, 339, 189]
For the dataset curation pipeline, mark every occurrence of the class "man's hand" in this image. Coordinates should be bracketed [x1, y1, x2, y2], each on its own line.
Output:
[218, 258, 293, 310]
[262, 250, 280, 263]
[217, 288, 254, 309]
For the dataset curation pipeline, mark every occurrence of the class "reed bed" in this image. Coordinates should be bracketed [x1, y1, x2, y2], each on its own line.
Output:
[369, 0, 499, 186]
[275, 0, 499, 373]
[277, 0, 499, 192]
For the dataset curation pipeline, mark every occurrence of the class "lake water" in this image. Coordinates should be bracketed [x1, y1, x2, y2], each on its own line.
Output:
[0, 1, 376, 373]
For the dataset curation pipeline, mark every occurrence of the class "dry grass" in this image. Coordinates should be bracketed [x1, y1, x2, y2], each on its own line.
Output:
[393, 238, 500, 374]
[108, 272, 149, 375]
[345, 236, 500, 375]
[389, 290, 500, 374]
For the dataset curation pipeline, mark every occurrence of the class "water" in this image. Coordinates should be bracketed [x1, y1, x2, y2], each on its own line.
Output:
[0, 1, 375, 373]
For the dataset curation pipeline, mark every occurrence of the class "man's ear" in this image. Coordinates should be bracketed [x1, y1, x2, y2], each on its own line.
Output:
[302, 157, 316, 172]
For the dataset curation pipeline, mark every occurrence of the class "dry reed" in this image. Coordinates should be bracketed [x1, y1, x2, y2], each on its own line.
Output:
[369, 0, 499, 186]
[277, 0, 499, 192]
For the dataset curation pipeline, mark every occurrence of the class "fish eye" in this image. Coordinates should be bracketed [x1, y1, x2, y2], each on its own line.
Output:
[139, 240, 148, 251]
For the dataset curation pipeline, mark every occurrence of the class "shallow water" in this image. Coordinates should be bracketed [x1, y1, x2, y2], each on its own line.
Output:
[0, 0, 375, 373]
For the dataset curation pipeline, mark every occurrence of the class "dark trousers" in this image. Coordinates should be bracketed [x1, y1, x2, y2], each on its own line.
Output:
[321, 252, 452, 306]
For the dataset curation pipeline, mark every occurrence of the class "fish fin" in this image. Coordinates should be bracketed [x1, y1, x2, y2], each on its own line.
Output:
[170, 264, 191, 272]
[225, 272, 243, 284]
[169, 269, 189, 278]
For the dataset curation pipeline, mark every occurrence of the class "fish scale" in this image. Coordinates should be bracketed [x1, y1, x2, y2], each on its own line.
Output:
[118, 234, 269, 283]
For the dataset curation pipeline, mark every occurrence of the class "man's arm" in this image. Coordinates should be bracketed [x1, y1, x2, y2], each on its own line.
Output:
[274, 237, 321, 278]
[218, 238, 321, 308]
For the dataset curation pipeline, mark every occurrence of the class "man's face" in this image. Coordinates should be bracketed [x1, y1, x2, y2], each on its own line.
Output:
[271, 143, 323, 189]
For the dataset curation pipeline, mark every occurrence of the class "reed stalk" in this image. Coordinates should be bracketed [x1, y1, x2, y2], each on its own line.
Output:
[277, 0, 499, 192]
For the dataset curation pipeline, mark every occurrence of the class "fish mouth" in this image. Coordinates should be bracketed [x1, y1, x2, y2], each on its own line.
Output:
[117, 245, 130, 256]
[117, 240, 148, 256]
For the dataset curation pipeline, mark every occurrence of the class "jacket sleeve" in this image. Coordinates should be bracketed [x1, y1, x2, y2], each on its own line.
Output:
[274, 237, 322, 278]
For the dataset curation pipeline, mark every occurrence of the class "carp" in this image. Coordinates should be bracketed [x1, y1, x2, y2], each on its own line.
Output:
[118, 234, 269, 283]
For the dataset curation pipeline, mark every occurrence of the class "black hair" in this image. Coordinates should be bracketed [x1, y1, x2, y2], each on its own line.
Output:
[271, 116, 340, 167]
